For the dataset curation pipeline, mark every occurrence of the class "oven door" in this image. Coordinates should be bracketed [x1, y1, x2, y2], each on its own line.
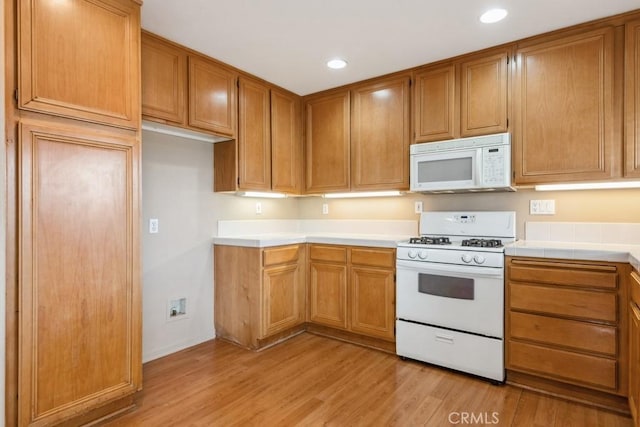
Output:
[396, 260, 503, 338]
[410, 148, 480, 192]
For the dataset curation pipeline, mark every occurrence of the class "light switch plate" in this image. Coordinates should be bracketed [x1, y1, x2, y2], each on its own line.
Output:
[149, 218, 159, 233]
[414, 201, 423, 214]
[256, 202, 262, 214]
[530, 199, 556, 215]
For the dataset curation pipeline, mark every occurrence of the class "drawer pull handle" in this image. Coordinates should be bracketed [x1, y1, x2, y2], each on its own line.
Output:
[435, 334, 454, 344]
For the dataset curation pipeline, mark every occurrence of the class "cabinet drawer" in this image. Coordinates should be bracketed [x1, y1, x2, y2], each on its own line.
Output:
[631, 271, 640, 306]
[508, 341, 617, 390]
[509, 311, 616, 356]
[309, 245, 347, 263]
[263, 245, 299, 267]
[510, 284, 616, 323]
[509, 261, 617, 290]
[351, 248, 395, 268]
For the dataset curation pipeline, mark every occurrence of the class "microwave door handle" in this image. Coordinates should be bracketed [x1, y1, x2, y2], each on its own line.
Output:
[475, 148, 483, 187]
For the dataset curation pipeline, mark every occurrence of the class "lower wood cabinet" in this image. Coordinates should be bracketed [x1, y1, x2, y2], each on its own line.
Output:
[506, 257, 630, 412]
[17, 119, 141, 426]
[630, 268, 640, 426]
[308, 244, 395, 342]
[214, 243, 396, 352]
[214, 244, 305, 349]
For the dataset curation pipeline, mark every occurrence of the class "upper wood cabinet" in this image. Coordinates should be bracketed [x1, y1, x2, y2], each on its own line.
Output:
[271, 88, 303, 194]
[141, 32, 187, 125]
[626, 20, 640, 178]
[141, 33, 238, 138]
[305, 75, 411, 194]
[238, 77, 271, 190]
[513, 27, 620, 185]
[414, 64, 457, 142]
[460, 50, 509, 137]
[18, 0, 141, 129]
[351, 76, 411, 191]
[214, 79, 302, 194]
[188, 55, 237, 137]
[413, 47, 509, 143]
[305, 91, 351, 193]
[17, 119, 141, 426]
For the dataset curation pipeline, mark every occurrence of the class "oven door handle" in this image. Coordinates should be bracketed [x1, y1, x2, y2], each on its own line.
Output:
[396, 259, 503, 279]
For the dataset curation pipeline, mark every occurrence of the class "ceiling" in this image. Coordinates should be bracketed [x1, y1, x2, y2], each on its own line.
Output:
[141, 1, 639, 96]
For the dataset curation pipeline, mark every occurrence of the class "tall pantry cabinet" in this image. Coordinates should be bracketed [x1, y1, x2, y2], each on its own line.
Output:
[6, 0, 142, 426]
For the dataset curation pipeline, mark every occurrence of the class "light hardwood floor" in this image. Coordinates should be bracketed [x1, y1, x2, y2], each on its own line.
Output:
[104, 333, 632, 426]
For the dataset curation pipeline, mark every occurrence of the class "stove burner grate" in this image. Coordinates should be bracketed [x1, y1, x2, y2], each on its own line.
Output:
[408, 236, 451, 245]
[461, 238, 503, 248]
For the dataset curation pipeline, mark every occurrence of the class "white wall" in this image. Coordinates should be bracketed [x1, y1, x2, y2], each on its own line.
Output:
[299, 188, 640, 239]
[141, 131, 300, 362]
[141, 131, 218, 361]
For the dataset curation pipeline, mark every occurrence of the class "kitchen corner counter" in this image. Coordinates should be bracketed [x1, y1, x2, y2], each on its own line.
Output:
[212, 233, 411, 249]
[506, 240, 640, 269]
[213, 219, 417, 249]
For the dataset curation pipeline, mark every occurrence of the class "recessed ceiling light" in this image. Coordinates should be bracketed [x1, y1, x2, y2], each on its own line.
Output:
[480, 8, 508, 24]
[327, 59, 348, 69]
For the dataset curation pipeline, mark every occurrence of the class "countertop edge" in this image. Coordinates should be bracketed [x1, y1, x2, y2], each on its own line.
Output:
[212, 234, 409, 249]
[505, 240, 640, 268]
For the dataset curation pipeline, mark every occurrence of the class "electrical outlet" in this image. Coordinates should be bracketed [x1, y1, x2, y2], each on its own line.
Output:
[322, 203, 329, 215]
[256, 202, 262, 214]
[149, 218, 159, 233]
[530, 199, 556, 215]
[414, 201, 423, 214]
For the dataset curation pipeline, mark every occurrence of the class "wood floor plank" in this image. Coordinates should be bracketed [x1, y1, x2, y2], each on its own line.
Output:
[103, 334, 633, 427]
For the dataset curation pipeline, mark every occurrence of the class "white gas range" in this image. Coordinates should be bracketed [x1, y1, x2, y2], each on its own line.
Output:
[395, 211, 516, 382]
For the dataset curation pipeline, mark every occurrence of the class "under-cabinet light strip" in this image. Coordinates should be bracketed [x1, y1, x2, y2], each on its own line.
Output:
[322, 191, 404, 199]
[236, 191, 288, 198]
[535, 181, 640, 191]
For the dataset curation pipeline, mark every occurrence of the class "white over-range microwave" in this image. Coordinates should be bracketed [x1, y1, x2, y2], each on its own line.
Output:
[410, 133, 513, 193]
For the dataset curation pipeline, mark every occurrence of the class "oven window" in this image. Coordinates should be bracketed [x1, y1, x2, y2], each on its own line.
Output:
[418, 273, 474, 300]
[418, 157, 473, 183]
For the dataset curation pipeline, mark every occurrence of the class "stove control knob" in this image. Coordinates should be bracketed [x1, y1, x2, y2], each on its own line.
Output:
[408, 250, 418, 259]
[418, 251, 428, 260]
[474, 255, 486, 265]
[461, 254, 473, 263]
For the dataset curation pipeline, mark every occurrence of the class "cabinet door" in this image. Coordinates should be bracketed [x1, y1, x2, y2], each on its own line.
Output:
[309, 262, 348, 329]
[304, 91, 350, 193]
[351, 76, 410, 190]
[238, 78, 271, 190]
[188, 55, 237, 137]
[626, 20, 640, 178]
[350, 266, 395, 340]
[460, 49, 509, 137]
[271, 89, 303, 194]
[413, 64, 457, 143]
[262, 263, 303, 338]
[141, 32, 187, 125]
[629, 303, 640, 424]
[513, 27, 619, 184]
[18, 120, 141, 426]
[18, 0, 140, 129]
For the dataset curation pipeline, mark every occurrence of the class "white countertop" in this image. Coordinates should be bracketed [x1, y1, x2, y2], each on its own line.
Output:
[506, 240, 640, 270]
[213, 219, 417, 249]
[212, 233, 411, 249]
